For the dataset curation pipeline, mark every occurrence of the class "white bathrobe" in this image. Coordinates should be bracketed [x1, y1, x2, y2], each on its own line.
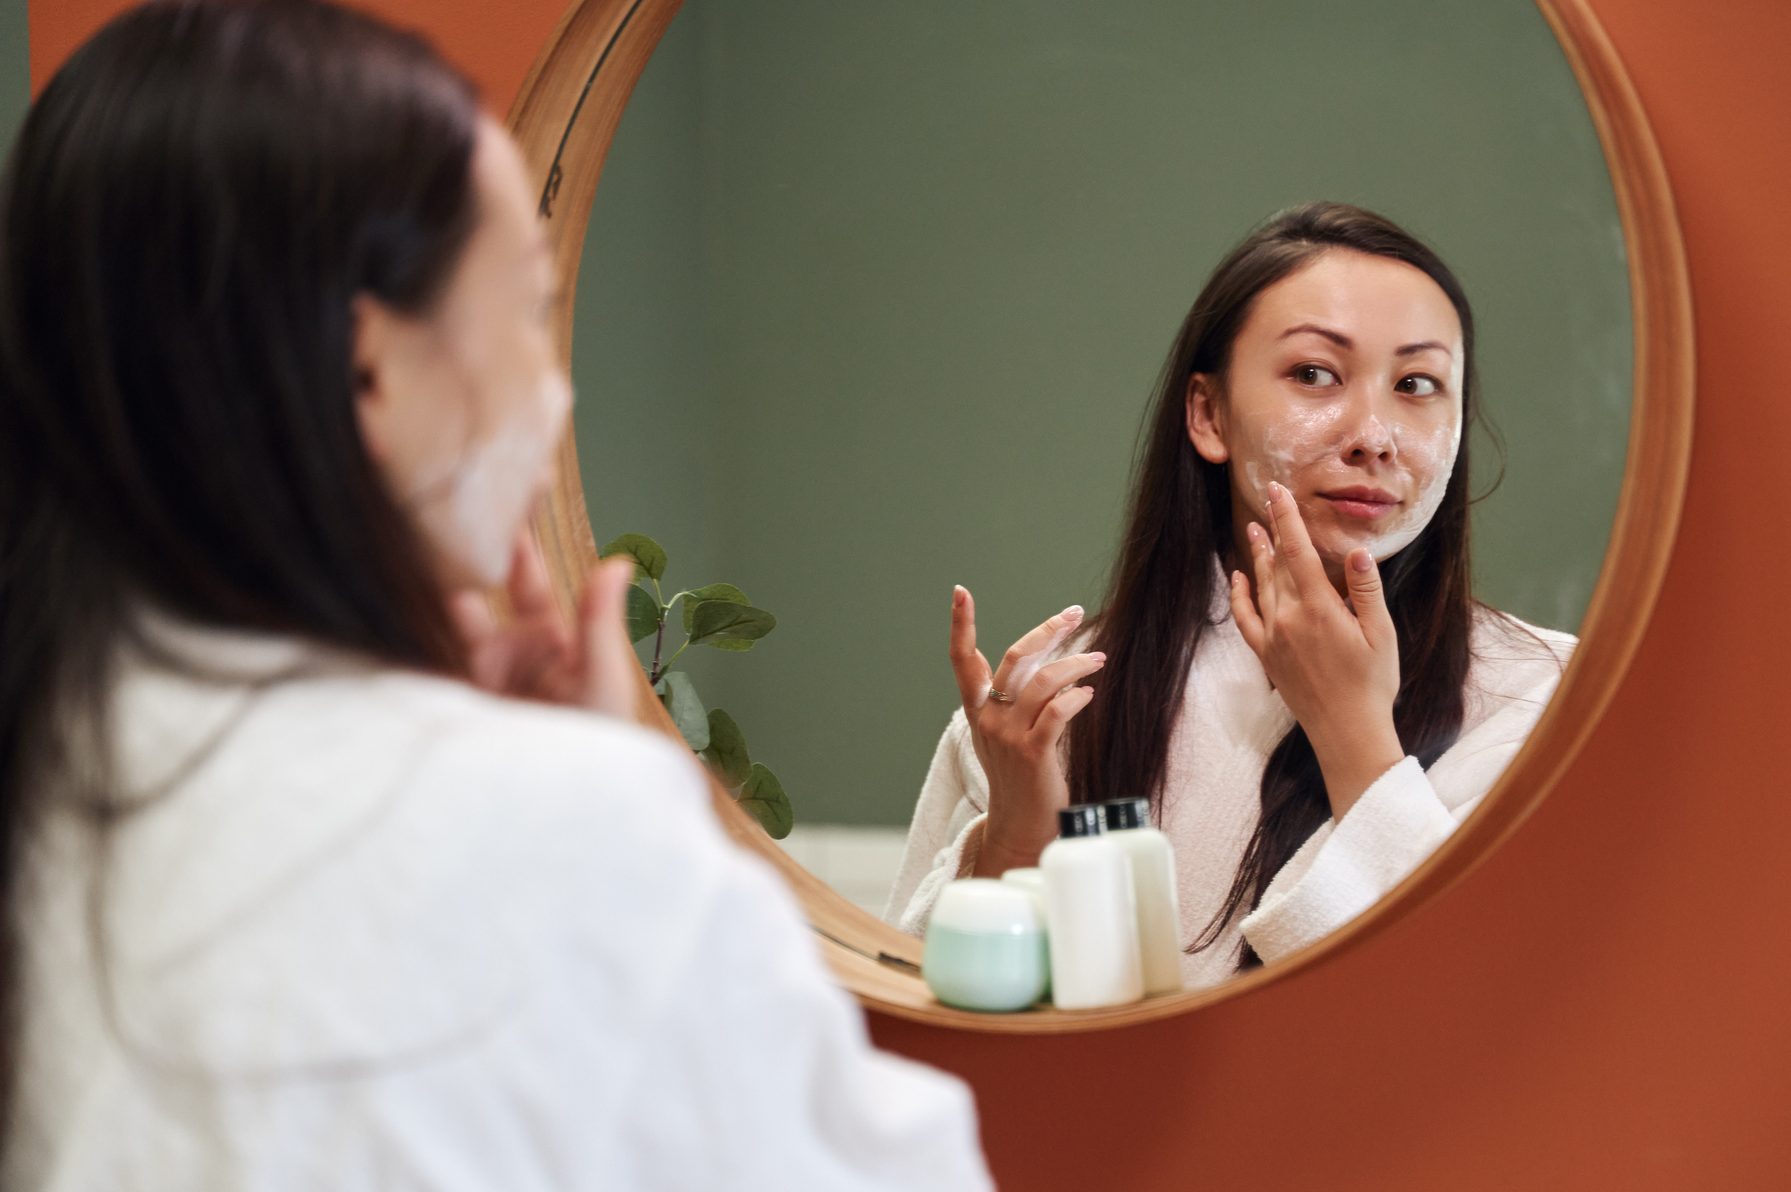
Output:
[885, 591, 1575, 992]
[7, 616, 991, 1191]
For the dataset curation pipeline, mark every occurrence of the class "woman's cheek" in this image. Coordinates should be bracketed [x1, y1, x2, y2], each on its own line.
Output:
[1364, 419, 1460, 558]
[1239, 406, 1348, 513]
[426, 372, 574, 586]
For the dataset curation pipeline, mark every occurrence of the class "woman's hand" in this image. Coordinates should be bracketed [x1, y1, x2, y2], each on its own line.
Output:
[1229, 480, 1406, 818]
[947, 586, 1106, 876]
[449, 527, 641, 721]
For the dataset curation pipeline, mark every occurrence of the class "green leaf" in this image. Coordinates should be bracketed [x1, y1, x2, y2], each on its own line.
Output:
[656, 672, 709, 751]
[738, 763, 793, 839]
[689, 601, 776, 648]
[625, 584, 662, 644]
[699, 708, 752, 788]
[679, 583, 751, 635]
[600, 532, 668, 582]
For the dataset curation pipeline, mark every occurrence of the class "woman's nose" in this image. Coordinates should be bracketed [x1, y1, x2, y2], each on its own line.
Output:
[1340, 395, 1397, 464]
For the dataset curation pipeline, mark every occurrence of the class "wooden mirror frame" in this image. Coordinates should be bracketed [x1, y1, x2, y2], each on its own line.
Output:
[504, 0, 1693, 1033]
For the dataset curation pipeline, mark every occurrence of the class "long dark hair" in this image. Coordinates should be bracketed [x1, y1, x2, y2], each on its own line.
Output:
[0, 0, 483, 1135]
[1066, 202, 1481, 968]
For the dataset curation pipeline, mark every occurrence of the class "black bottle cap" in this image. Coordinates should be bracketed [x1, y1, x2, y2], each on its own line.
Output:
[1101, 798, 1150, 831]
[1057, 805, 1104, 838]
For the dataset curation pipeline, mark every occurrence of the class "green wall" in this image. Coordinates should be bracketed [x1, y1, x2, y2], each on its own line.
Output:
[571, 12, 735, 705]
[574, 0, 1631, 828]
[1, 0, 26, 157]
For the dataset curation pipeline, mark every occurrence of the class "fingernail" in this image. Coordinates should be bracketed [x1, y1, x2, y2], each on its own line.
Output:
[1351, 551, 1374, 572]
[1246, 521, 1264, 543]
[1231, 571, 1243, 586]
[1063, 604, 1084, 619]
[953, 585, 965, 605]
[1090, 652, 1107, 663]
[1268, 481, 1286, 504]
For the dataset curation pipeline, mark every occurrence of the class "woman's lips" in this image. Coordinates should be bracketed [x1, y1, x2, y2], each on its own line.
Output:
[1318, 487, 1401, 521]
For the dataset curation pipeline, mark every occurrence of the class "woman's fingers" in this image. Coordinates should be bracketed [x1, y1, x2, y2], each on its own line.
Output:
[1246, 520, 1278, 627]
[448, 588, 496, 644]
[949, 585, 994, 715]
[485, 529, 569, 677]
[449, 544, 638, 714]
[506, 527, 560, 625]
[1228, 569, 1266, 656]
[1015, 651, 1106, 724]
[992, 604, 1085, 696]
[1032, 684, 1097, 750]
[1344, 549, 1397, 651]
[575, 554, 642, 719]
[448, 589, 506, 688]
[1265, 481, 1327, 599]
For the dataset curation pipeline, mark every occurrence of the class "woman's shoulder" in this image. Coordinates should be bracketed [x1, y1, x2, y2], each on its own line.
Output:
[365, 669, 702, 790]
[1469, 604, 1577, 662]
[361, 671, 739, 910]
[286, 667, 723, 852]
[1464, 604, 1578, 710]
[111, 632, 724, 888]
[120, 608, 708, 817]
[115, 652, 728, 903]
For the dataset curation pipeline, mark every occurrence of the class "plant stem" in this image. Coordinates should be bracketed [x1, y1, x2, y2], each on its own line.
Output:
[649, 614, 668, 686]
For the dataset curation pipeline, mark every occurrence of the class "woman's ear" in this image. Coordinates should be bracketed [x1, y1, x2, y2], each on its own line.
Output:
[351, 292, 397, 464]
[1185, 372, 1229, 464]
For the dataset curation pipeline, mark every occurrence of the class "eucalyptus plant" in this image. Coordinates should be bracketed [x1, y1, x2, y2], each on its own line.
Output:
[599, 533, 793, 839]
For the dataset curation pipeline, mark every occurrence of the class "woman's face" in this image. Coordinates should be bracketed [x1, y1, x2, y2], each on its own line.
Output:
[1187, 248, 1465, 581]
[352, 116, 571, 590]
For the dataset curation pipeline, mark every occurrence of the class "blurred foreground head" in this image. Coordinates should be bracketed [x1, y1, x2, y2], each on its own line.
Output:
[0, 0, 498, 1136]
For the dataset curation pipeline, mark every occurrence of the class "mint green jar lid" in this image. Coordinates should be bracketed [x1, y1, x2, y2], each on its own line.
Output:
[923, 879, 1049, 1013]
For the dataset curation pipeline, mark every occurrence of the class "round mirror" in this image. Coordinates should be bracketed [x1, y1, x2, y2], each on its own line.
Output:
[511, 0, 1691, 1028]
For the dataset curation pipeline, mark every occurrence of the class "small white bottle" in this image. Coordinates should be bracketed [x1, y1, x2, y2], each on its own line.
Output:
[999, 868, 1052, 1001]
[1101, 798, 1183, 997]
[1040, 806, 1143, 1010]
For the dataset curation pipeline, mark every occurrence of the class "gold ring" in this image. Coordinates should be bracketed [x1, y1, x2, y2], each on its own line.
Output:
[987, 687, 1015, 704]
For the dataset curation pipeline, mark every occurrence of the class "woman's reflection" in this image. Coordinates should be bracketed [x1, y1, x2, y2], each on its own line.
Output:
[887, 202, 1575, 991]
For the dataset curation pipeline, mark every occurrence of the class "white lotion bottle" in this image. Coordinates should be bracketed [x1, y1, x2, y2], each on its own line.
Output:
[1040, 806, 1143, 1010]
[1100, 797, 1183, 997]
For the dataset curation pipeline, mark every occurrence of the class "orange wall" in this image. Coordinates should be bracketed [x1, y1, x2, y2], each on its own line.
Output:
[30, 1, 1791, 1186]
[28, 0, 564, 107]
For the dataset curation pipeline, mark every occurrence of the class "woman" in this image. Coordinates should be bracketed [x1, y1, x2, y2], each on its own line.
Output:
[886, 203, 1574, 991]
[0, 2, 989, 1187]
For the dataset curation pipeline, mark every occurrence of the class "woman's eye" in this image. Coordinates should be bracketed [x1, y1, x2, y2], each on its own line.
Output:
[1293, 364, 1339, 387]
[1396, 374, 1442, 396]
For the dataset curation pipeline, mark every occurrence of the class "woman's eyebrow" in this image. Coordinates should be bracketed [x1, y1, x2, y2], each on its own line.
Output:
[1279, 324, 1453, 359]
[1279, 322, 1352, 349]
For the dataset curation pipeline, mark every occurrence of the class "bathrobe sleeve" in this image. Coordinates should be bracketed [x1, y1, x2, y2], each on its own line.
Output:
[882, 709, 991, 936]
[447, 717, 995, 1192]
[1240, 620, 1574, 963]
[612, 787, 993, 1192]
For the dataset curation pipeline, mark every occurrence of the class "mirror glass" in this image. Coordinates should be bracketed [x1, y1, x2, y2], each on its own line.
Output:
[569, 0, 1629, 990]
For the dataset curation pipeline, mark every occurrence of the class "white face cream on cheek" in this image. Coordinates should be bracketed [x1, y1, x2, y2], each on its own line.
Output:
[1237, 403, 1352, 516]
[1355, 416, 1462, 558]
[415, 373, 573, 586]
